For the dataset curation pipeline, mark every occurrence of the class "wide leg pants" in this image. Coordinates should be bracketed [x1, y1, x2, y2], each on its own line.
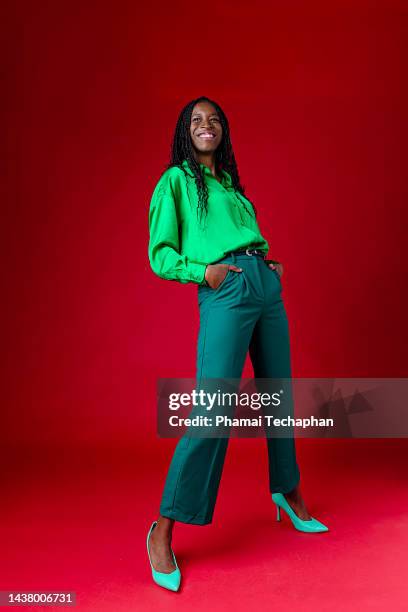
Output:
[159, 252, 301, 525]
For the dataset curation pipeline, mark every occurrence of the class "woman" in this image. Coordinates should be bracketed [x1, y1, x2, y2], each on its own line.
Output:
[146, 96, 328, 592]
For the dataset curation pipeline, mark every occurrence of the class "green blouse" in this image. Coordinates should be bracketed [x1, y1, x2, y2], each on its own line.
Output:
[148, 159, 269, 284]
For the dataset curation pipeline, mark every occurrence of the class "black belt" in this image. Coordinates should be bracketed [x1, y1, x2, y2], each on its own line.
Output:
[227, 248, 266, 257]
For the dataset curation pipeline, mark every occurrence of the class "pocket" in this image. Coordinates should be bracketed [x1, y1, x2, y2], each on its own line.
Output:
[271, 267, 282, 287]
[213, 267, 231, 291]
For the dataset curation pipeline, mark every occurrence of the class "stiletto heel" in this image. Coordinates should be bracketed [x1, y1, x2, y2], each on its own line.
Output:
[147, 521, 181, 591]
[272, 493, 329, 533]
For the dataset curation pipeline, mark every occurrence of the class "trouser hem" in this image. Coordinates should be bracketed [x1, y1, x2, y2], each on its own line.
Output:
[160, 509, 213, 526]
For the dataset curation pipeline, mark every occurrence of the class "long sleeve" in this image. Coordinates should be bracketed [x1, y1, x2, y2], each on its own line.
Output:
[148, 172, 208, 284]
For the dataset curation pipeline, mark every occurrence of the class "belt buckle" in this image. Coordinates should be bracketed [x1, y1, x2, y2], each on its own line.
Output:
[245, 248, 253, 256]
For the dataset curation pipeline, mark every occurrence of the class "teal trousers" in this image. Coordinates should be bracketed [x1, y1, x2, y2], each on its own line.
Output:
[160, 252, 301, 525]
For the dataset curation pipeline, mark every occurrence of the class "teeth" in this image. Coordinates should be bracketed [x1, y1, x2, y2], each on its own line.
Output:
[199, 133, 215, 138]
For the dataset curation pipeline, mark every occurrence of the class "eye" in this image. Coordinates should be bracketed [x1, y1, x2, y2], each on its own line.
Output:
[192, 116, 201, 122]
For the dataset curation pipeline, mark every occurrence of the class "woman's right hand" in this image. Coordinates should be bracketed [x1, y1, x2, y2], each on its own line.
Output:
[204, 263, 242, 289]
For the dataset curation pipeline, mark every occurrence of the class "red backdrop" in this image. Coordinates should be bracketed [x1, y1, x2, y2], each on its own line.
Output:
[4, 0, 408, 446]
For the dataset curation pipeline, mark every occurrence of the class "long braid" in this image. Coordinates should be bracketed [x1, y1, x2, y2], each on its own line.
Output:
[163, 96, 258, 222]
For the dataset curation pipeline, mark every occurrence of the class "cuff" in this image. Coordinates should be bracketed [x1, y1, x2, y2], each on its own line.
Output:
[189, 262, 208, 285]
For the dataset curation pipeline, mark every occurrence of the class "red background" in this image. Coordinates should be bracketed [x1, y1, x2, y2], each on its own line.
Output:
[3, 1, 408, 610]
[4, 0, 408, 445]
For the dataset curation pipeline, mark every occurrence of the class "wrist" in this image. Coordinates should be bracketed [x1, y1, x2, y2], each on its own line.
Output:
[201, 265, 210, 286]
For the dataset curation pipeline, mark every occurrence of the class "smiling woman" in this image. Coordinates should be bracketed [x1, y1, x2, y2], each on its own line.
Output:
[190, 106, 223, 154]
[146, 95, 329, 592]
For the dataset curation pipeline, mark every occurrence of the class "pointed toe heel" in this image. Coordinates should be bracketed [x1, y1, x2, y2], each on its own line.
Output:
[147, 521, 181, 592]
[272, 492, 329, 533]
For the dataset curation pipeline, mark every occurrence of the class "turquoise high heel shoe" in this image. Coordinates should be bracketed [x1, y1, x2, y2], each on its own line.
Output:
[146, 521, 181, 591]
[272, 493, 329, 533]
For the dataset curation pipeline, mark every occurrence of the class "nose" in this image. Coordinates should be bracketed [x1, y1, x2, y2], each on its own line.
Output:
[199, 119, 212, 129]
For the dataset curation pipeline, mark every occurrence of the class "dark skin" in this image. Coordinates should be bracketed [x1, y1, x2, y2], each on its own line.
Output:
[148, 100, 311, 573]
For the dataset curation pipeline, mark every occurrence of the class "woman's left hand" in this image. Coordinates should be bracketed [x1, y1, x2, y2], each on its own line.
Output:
[268, 261, 284, 278]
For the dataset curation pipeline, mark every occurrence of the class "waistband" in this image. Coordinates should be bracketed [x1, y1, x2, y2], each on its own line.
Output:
[225, 248, 266, 258]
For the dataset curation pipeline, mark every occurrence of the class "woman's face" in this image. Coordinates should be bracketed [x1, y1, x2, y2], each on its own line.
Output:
[189, 101, 223, 155]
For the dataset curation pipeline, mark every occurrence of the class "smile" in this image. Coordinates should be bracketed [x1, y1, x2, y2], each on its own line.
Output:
[198, 133, 216, 139]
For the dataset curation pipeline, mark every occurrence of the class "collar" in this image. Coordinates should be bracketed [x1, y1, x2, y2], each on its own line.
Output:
[181, 159, 233, 188]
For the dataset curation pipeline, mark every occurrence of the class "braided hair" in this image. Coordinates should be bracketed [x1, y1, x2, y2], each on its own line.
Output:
[164, 96, 257, 224]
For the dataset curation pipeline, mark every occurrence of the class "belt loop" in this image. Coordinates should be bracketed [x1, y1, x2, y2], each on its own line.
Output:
[231, 251, 236, 264]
